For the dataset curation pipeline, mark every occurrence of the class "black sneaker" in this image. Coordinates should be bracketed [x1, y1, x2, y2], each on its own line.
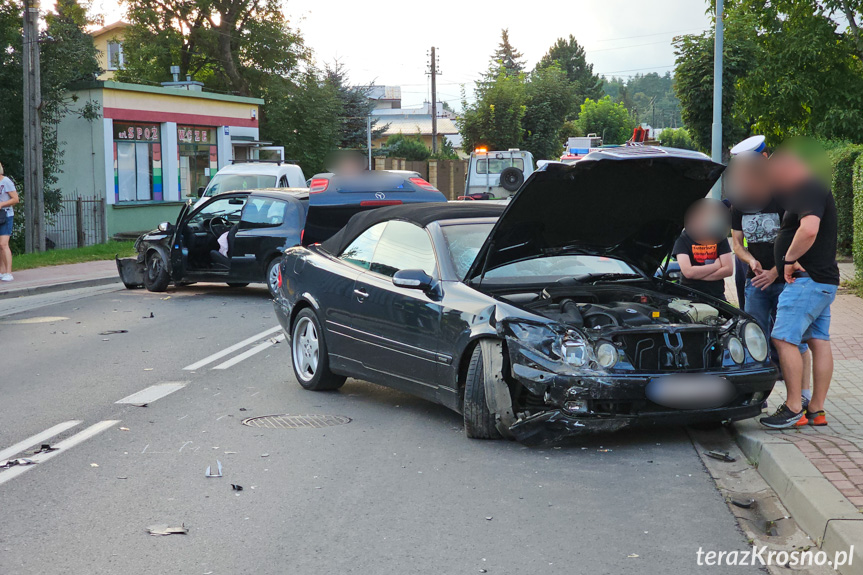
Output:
[760, 404, 804, 429]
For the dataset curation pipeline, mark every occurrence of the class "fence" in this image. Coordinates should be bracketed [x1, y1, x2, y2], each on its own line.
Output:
[45, 197, 107, 250]
[374, 157, 468, 200]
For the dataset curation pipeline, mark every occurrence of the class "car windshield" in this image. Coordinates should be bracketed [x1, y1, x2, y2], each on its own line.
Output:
[441, 222, 636, 281]
[205, 174, 277, 196]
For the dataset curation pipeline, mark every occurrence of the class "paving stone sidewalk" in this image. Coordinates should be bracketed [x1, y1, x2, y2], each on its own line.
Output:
[0, 260, 119, 299]
[748, 262, 863, 510]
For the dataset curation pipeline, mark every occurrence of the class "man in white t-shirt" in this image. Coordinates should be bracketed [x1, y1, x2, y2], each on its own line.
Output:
[0, 162, 20, 282]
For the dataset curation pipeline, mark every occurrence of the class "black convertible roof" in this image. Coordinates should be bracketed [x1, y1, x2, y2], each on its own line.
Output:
[320, 202, 506, 255]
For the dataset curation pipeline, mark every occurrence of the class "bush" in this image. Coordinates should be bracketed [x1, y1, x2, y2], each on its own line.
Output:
[385, 133, 431, 161]
[828, 144, 863, 256]
[659, 127, 697, 151]
[853, 154, 863, 280]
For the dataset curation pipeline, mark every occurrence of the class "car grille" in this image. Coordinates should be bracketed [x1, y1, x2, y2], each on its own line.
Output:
[614, 330, 722, 371]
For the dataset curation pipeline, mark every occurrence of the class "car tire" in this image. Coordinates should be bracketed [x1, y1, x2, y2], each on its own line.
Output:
[463, 343, 503, 440]
[266, 256, 283, 299]
[143, 250, 170, 292]
[291, 308, 346, 391]
[226, 282, 249, 288]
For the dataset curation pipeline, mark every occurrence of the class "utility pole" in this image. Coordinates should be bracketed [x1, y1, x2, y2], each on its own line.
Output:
[710, 0, 724, 199]
[23, 0, 45, 252]
[366, 114, 372, 170]
[428, 47, 439, 154]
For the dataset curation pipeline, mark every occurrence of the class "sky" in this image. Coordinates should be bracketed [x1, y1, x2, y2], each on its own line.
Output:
[87, 0, 713, 110]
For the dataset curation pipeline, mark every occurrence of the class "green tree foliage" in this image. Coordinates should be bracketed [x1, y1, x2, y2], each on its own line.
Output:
[609, 72, 682, 129]
[431, 136, 459, 160]
[575, 97, 635, 145]
[672, 12, 756, 154]
[325, 61, 386, 150]
[459, 69, 527, 152]
[385, 133, 431, 161]
[0, 0, 100, 253]
[536, 35, 603, 104]
[659, 127, 697, 150]
[522, 64, 575, 160]
[490, 29, 525, 77]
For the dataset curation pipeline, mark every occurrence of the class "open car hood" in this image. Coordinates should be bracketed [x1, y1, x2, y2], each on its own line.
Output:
[466, 147, 724, 281]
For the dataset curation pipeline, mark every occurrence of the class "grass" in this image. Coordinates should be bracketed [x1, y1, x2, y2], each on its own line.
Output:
[843, 277, 863, 298]
[11, 241, 136, 271]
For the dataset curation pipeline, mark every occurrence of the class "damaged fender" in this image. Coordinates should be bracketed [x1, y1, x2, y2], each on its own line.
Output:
[479, 339, 515, 438]
[116, 255, 144, 289]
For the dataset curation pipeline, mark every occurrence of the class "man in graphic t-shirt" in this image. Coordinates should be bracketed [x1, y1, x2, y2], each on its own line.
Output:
[759, 147, 840, 429]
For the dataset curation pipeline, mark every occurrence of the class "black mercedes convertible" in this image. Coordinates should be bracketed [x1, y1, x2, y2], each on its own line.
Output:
[273, 147, 777, 444]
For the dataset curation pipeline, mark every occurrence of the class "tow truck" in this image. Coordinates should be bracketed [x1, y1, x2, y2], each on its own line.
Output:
[462, 147, 535, 199]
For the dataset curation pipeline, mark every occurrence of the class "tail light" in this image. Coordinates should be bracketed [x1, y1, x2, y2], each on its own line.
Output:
[309, 178, 329, 193]
[409, 177, 439, 191]
[360, 200, 402, 206]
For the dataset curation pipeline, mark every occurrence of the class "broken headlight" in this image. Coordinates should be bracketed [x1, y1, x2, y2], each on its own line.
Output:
[743, 321, 768, 362]
[595, 341, 619, 368]
[561, 333, 588, 367]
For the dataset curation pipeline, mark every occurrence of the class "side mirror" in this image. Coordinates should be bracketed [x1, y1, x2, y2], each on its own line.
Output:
[196, 186, 205, 198]
[157, 221, 171, 232]
[392, 269, 433, 291]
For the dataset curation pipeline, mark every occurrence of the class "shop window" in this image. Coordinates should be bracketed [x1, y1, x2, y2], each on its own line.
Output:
[113, 122, 162, 202]
[178, 126, 218, 198]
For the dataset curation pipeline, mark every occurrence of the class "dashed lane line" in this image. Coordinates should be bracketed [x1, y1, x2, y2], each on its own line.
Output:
[0, 420, 82, 463]
[183, 326, 282, 371]
[0, 420, 120, 487]
[212, 333, 286, 370]
[115, 382, 188, 405]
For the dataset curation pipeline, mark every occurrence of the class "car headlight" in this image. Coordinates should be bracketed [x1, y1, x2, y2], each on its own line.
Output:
[743, 322, 769, 362]
[595, 342, 618, 368]
[561, 335, 588, 367]
[726, 336, 745, 364]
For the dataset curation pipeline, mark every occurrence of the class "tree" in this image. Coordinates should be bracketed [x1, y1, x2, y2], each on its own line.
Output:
[324, 61, 387, 150]
[0, 0, 100, 253]
[489, 28, 525, 77]
[458, 69, 527, 152]
[672, 12, 756, 154]
[118, 0, 304, 97]
[575, 97, 635, 145]
[659, 127, 696, 150]
[385, 133, 431, 161]
[536, 35, 603, 104]
[522, 64, 575, 160]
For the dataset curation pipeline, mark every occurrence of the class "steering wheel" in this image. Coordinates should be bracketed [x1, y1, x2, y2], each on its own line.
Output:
[207, 216, 230, 238]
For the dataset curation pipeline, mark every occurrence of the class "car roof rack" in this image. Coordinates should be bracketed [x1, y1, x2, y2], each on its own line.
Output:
[229, 159, 300, 166]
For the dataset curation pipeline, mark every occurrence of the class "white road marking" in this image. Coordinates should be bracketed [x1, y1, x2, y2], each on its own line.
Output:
[115, 382, 187, 405]
[0, 421, 82, 462]
[183, 326, 282, 371]
[212, 334, 285, 370]
[0, 421, 119, 486]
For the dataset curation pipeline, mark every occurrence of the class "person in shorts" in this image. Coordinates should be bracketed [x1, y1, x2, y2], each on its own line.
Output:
[0, 162, 19, 282]
[760, 146, 839, 428]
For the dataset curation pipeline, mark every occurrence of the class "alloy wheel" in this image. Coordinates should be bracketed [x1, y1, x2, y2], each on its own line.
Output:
[292, 317, 319, 382]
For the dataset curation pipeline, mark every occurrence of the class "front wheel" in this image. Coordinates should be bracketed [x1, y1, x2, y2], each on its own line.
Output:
[463, 343, 503, 439]
[291, 308, 345, 391]
[266, 256, 283, 299]
[143, 251, 170, 292]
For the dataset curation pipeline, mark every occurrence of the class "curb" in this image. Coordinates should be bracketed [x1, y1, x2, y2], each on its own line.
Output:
[732, 419, 863, 575]
[0, 276, 120, 300]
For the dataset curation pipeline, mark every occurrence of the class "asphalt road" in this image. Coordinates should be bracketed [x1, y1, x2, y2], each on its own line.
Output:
[0, 284, 765, 575]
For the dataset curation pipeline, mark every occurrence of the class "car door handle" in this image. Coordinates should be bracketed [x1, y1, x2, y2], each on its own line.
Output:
[354, 288, 369, 299]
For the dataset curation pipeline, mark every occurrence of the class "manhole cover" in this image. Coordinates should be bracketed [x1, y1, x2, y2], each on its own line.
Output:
[241, 414, 351, 429]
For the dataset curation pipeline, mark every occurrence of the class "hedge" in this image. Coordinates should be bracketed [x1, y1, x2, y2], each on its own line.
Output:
[853, 154, 863, 280]
[829, 144, 863, 256]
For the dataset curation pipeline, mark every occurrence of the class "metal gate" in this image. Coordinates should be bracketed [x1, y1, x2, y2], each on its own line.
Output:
[45, 197, 107, 249]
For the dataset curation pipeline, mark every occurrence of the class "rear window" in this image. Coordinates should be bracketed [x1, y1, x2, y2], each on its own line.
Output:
[205, 174, 277, 196]
[475, 159, 524, 174]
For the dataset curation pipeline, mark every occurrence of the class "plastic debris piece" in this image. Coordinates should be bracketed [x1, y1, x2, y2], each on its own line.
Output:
[161, 296, 171, 300]
[117, 476, 128, 479]
[485, 516, 493, 521]
[90, 463, 99, 467]
[99, 330, 128, 335]
[231, 484, 243, 491]
[239, 408, 247, 412]
[260, 453, 269, 458]
[119, 427, 130, 431]
[627, 554, 639, 558]
[205, 460, 223, 478]
[732, 498, 755, 509]
[143, 368, 154, 371]
[147, 524, 188, 536]
[224, 451, 237, 455]
[704, 450, 736, 462]
[33, 444, 58, 454]
[144, 312, 154, 318]
[0, 458, 38, 469]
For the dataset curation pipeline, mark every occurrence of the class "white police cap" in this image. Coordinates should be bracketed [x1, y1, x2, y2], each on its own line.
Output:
[730, 135, 766, 156]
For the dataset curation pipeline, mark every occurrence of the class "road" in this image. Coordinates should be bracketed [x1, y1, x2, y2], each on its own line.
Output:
[0, 284, 764, 575]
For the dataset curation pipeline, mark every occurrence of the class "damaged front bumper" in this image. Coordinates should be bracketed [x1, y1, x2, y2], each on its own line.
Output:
[116, 255, 144, 289]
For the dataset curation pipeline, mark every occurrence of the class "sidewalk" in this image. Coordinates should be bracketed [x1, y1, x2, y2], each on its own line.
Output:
[730, 261, 863, 574]
[0, 260, 120, 299]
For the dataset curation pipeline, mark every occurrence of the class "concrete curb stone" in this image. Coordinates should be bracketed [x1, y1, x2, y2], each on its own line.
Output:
[0, 276, 120, 300]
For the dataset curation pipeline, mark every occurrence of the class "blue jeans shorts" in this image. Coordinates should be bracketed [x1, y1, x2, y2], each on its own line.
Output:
[772, 277, 837, 345]
[0, 213, 12, 237]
